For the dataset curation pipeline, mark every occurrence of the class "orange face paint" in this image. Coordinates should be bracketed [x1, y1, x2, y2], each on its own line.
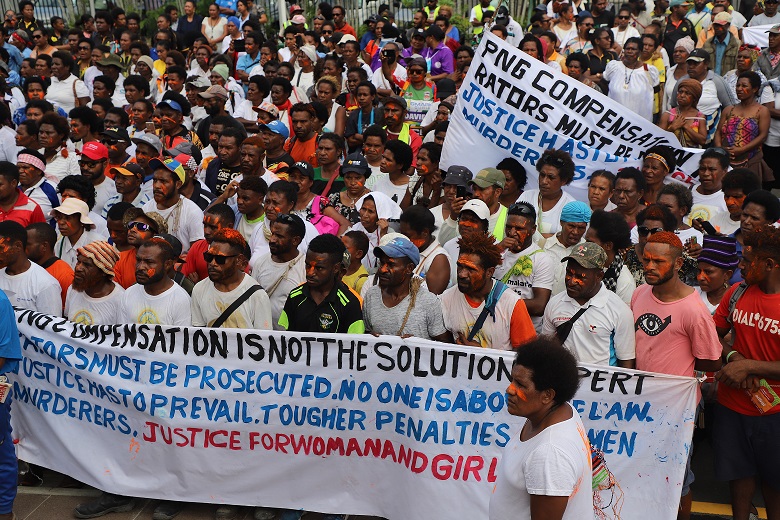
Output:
[508, 382, 527, 401]
[459, 221, 479, 230]
[410, 237, 426, 248]
[146, 268, 155, 277]
[458, 259, 479, 270]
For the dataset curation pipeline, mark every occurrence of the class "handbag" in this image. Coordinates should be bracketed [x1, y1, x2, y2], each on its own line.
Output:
[310, 195, 340, 235]
[554, 306, 589, 344]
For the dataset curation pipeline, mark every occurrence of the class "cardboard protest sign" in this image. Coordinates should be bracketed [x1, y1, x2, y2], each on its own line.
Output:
[11, 310, 696, 519]
[442, 32, 703, 202]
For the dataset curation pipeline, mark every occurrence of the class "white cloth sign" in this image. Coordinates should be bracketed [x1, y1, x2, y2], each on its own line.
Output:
[11, 309, 697, 520]
[742, 24, 773, 48]
[442, 33, 703, 202]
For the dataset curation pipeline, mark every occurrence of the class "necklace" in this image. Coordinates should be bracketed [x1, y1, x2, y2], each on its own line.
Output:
[624, 66, 635, 85]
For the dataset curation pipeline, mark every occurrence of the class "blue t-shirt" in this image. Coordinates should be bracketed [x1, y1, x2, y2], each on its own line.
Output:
[0, 291, 21, 375]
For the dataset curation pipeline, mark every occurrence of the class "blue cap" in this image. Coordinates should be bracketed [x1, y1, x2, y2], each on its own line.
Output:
[157, 99, 183, 113]
[227, 16, 240, 26]
[374, 236, 420, 266]
[258, 120, 290, 140]
[560, 201, 592, 223]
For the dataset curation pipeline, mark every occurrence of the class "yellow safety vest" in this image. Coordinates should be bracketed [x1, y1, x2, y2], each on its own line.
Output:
[492, 204, 508, 242]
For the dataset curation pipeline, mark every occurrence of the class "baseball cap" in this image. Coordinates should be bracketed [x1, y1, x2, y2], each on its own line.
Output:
[424, 25, 444, 40]
[51, 198, 94, 226]
[365, 14, 380, 24]
[460, 199, 490, 221]
[157, 99, 183, 113]
[443, 165, 473, 187]
[289, 4, 303, 14]
[131, 133, 163, 153]
[100, 128, 130, 142]
[338, 34, 357, 45]
[712, 11, 731, 24]
[110, 163, 145, 178]
[410, 28, 426, 39]
[374, 236, 420, 266]
[291, 14, 306, 24]
[383, 95, 408, 110]
[148, 157, 186, 183]
[562, 242, 608, 270]
[669, 0, 691, 6]
[198, 85, 229, 99]
[341, 153, 371, 176]
[258, 120, 290, 140]
[768, 24, 780, 33]
[687, 48, 710, 62]
[288, 161, 314, 179]
[253, 102, 279, 119]
[81, 141, 109, 161]
[470, 168, 506, 189]
[186, 76, 211, 89]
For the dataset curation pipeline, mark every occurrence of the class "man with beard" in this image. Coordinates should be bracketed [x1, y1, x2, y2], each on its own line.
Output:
[142, 157, 204, 251]
[113, 209, 166, 288]
[285, 102, 320, 166]
[631, 231, 721, 519]
[239, 135, 278, 186]
[192, 228, 272, 329]
[544, 201, 591, 296]
[251, 213, 306, 328]
[78, 141, 115, 216]
[196, 85, 244, 147]
[542, 242, 636, 367]
[363, 235, 451, 341]
[65, 240, 124, 325]
[182, 204, 236, 285]
[119, 237, 191, 325]
[101, 163, 150, 218]
[441, 231, 535, 350]
[383, 95, 421, 165]
[259, 120, 293, 178]
[205, 127, 244, 196]
[279, 233, 364, 333]
[249, 180, 319, 258]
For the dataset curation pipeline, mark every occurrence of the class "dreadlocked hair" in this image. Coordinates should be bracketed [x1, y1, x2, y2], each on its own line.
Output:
[745, 224, 780, 262]
[458, 233, 503, 270]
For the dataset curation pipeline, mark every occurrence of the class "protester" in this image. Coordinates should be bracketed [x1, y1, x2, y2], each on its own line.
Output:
[65, 240, 123, 324]
[689, 147, 730, 222]
[585, 209, 635, 304]
[695, 235, 739, 313]
[586, 171, 615, 212]
[516, 149, 576, 239]
[0, 160, 45, 226]
[0, 279, 19, 520]
[25, 221, 72, 305]
[52, 197, 102, 269]
[612, 167, 647, 228]
[604, 37, 659, 121]
[441, 231, 536, 350]
[701, 168, 761, 235]
[398, 205, 451, 295]
[489, 337, 592, 520]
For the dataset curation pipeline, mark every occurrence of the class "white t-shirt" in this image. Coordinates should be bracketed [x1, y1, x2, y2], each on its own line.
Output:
[748, 11, 780, 26]
[695, 286, 719, 314]
[612, 26, 640, 49]
[191, 274, 272, 329]
[0, 262, 62, 316]
[371, 174, 409, 204]
[93, 176, 117, 217]
[120, 282, 192, 326]
[615, 264, 636, 306]
[709, 210, 741, 235]
[688, 188, 728, 224]
[494, 244, 555, 331]
[236, 214, 264, 243]
[517, 189, 577, 236]
[65, 283, 125, 325]
[440, 280, 523, 351]
[142, 196, 205, 251]
[250, 251, 306, 330]
[46, 74, 89, 114]
[542, 284, 636, 365]
[54, 229, 104, 269]
[603, 60, 659, 122]
[372, 64, 407, 92]
[489, 405, 593, 520]
[250, 218, 319, 260]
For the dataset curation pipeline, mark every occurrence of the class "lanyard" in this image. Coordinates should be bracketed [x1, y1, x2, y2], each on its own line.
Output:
[357, 108, 374, 130]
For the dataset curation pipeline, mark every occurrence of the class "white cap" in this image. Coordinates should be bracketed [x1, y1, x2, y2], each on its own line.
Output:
[460, 199, 490, 221]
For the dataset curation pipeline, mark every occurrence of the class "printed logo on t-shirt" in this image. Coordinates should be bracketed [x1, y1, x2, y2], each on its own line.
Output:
[319, 312, 334, 330]
[71, 309, 95, 325]
[138, 308, 161, 324]
[634, 313, 672, 336]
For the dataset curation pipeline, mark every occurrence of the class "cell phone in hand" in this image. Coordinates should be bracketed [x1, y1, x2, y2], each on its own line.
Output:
[700, 220, 718, 235]
[456, 185, 469, 199]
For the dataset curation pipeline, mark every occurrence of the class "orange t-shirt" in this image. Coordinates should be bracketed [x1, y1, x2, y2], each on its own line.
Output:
[284, 136, 319, 167]
[45, 258, 74, 309]
[114, 248, 137, 289]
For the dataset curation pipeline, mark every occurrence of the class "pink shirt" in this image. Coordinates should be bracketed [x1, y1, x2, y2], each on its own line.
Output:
[631, 285, 721, 398]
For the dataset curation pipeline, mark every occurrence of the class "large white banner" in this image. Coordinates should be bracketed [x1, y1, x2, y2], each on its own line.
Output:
[11, 309, 697, 519]
[442, 33, 703, 202]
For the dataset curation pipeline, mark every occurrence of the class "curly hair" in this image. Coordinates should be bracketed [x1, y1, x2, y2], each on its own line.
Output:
[636, 203, 677, 231]
[458, 232, 503, 270]
[513, 337, 580, 404]
[658, 182, 694, 216]
[536, 148, 575, 185]
[745, 224, 780, 262]
[211, 228, 249, 258]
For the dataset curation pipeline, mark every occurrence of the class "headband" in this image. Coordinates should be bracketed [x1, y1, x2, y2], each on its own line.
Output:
[645, 153, 669, 171]
[18, 153, 45, 172]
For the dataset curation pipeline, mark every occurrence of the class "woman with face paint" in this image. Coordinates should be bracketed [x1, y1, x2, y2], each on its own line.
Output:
[330, 152, 371, 224]
[695, 235, 738, 314]
[400, 142, 442, 210]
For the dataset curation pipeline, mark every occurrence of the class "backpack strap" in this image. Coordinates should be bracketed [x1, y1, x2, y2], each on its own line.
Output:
[211, 284, 264, 328]
[725, 281, 748, 327]
[467, 280, 509, 342]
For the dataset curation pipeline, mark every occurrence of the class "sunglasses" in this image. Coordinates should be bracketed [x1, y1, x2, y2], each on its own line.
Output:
[617, 15, 630, 18]
[509, 203, 535, 217]
[78, 45, 91, 50]
[541, 155, 566, 168]
[409, 69, 425, 75]
[637, 226, 664, 237]
[322, 29, 333, 34]
[127, 221, 153, 232]
[709, 147, 729, 157]
[203, 252, 238, 264]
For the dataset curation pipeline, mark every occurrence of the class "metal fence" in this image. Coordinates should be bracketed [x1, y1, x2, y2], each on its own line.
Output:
[0, 0, 528, 34]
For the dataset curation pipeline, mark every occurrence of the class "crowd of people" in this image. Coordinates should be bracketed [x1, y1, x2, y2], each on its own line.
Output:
[0, 0, 776, 519]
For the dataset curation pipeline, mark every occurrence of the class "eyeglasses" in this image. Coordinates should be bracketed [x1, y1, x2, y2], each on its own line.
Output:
[637, 226, 664, 237]
[32, 34, 42, 39]
[78, 45, 91, 50]
[127, 221, 152, 232]
[203, 252, 238, 264]
[322, 29, 333, 34]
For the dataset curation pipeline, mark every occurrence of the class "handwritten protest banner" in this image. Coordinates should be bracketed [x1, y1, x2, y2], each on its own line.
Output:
[10, 310, 697, 519]
[442, 32, 703, 202]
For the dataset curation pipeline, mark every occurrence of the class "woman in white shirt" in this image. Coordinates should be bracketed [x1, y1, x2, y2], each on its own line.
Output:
[517, 148, 576, 239]
[201, 3, 227, 49]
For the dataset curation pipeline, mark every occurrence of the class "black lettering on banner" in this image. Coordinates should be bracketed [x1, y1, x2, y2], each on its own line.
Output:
[578, 366, 653, 395]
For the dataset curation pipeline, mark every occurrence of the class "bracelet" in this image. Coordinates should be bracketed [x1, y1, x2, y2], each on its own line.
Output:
[726, 350, 739, 363]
